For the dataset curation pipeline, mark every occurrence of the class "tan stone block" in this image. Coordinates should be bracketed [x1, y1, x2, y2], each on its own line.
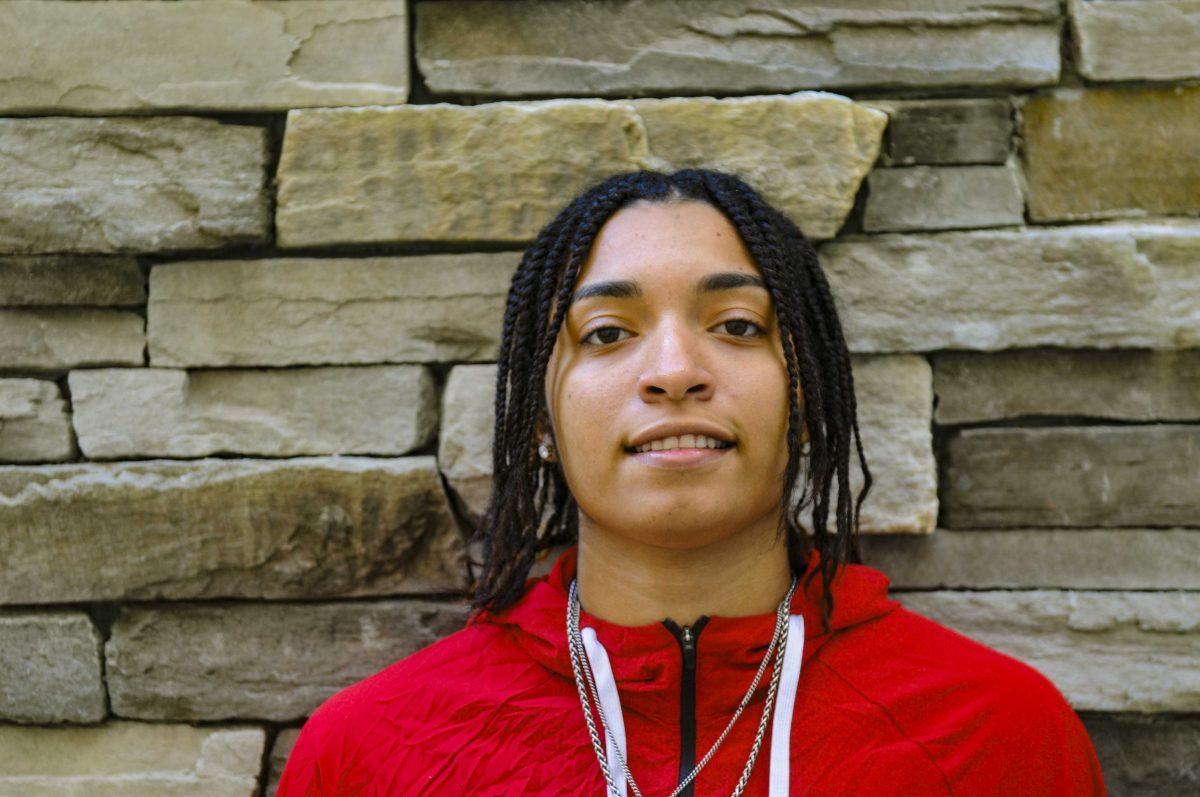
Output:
[1021, 87, 1200, 221]
[0, 255, 143, 306]
[0, 378, 74, 462]
[819, 222, 1200, 352]
[0, 722, 263, 797]
[275, 93, 885, 247]
[0, 309, 144, 370]
[862, 98, 1013, 166]
[147, 254, 517, 367]
[1069, 0, 1200, 82]
[860, 528, 1200, 590]
[438, 364, 497, 524]
[863, 164, 1024, 232]
[898, 590, 1200, 711]
[629, 94, 886, 240]
[267, 729, 300, 797]
[107, 600, 471, 721]
[416, 0, 1060, 95]
[69, 366, 437, 458]
[942, 426, 1200, 528]
[0, 612, 104, 723]
[0, 116, 268, 254]
[0, 0, 408, 112]
[932, 349, 1200, 424]
[0, 456, 466, 604]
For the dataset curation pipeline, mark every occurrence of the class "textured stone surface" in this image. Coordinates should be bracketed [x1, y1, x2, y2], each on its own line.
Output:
[1069, 0, 1200, 82]
[1021, 87, 1200, 222]
[800, 354, 937, 534]
[864, 98, 1012, 165]
[416, 0, 1061, 94]
[275, 93, 886, 247]
[942, 426, 1200, 528]
[0, 255, 143, 306]
[0, 722, 264, 797]
[0, 612, 104, 723]
[860, 529, 1200, 590]
[69, 366, 437, 458]
[267, 729, 300, 797]
[897, 590, 1200, 711]
[440, 355, 937, 534]
[819, 222, 1200, 352]
[862, 165, 1024, 232]
[0, 378, 74, 462]
[147, 254, 517, 367]
[932, 348, 1200, 424]
[0, 456, 466, 604]
[1080, 712, 1200, 796]
[0, 0, 408, 113]
[438, 364, 498, 524]
[0, 309, 144, 371]
[107, 600, 471, 721]
[0, 116, 269, 254]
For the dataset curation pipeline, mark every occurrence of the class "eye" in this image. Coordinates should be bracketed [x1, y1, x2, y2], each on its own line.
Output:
[718, 317, 767, 338]
[579, 325, 630, 347]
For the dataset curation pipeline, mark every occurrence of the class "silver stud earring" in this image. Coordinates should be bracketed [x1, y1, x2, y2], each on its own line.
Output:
[538, 440, 556, 462]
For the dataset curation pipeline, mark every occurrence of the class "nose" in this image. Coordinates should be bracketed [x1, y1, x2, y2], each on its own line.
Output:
[635, 316, 716, 402]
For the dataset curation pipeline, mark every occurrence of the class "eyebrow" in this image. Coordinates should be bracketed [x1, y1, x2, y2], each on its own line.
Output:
[570, 271, 768, 305]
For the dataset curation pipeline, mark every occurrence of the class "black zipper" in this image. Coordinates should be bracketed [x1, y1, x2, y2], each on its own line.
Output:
[662, 615, 711, 796]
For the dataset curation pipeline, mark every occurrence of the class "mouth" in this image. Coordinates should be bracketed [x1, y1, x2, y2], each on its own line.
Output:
[623, 441, 736, 470]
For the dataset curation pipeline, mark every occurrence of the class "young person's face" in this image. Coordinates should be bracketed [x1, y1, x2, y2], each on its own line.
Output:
[542, 199, 801, 552]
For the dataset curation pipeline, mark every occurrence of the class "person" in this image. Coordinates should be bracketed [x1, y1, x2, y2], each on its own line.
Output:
[276, 169, 1107, 795]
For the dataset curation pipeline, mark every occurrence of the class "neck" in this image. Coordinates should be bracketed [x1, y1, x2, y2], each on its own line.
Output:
[574, 515, 794, 628]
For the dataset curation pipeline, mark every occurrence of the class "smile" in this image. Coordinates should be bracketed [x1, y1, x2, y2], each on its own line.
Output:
[625, 445, 734, 470]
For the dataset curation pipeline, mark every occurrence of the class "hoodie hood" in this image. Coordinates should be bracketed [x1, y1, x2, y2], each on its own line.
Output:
[472, 544, 901, 716]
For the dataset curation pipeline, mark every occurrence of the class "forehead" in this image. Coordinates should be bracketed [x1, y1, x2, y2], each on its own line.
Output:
[574, 200, 761, 288]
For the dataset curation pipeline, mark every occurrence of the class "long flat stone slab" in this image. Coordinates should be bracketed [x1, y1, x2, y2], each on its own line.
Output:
[275, 93, 885, 247]
[441, 355, 938, 534]
[0, 254, 143, 306]
[0, 309, 144, 371]
[0, 612, 105, 723]
[147, 253, 517, 366]
[1069, 0, 1200, 82]
[107, 600, 471, 721]
[819, 221, 1200, 352]
[942, 426, 1200, 528]
[860, 529, 1200, 590]
[1021, 86, 1200, 222]
[897, 590, 1200, 711]
[415, 0, 1060, 94]
[0, 722, 264, 797]
[0, 0, 408, 113]
[932, 348, 1200, 424]
[0, 116, 269, 254]
[1080, 712, 1200, 796]
[69, 366, 437, 457]
[0, 456, 466, 604]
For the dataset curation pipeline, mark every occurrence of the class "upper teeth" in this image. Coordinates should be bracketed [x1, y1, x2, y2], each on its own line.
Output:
[634, 434, 731, 453]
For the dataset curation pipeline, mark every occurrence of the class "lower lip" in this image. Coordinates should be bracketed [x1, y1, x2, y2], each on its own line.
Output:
[626, 446, 734, 470]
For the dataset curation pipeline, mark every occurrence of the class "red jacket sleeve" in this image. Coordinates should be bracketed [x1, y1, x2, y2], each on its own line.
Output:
[943, 660, 1107, 795]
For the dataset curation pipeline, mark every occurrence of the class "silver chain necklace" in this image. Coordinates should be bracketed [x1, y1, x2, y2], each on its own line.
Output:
[567, 575, 799, 797]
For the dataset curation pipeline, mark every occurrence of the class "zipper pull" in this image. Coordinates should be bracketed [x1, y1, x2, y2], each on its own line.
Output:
[682, 625, 695, 670]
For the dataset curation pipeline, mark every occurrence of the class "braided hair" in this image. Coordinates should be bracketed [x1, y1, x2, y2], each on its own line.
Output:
[468, 168, 872, 635]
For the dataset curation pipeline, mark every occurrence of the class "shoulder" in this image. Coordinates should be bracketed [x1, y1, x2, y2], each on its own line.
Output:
[275, 620, 510, 796]
[816, 604, 1106, 795]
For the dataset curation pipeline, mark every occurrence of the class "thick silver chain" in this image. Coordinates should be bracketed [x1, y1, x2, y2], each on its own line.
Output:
[567, 575, 798, 797]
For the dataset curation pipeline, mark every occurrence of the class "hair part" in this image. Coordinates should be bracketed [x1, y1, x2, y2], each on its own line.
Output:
[467, 168, 872, 635]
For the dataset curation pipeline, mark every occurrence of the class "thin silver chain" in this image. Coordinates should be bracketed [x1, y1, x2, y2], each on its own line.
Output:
[567, 575, 798, 797]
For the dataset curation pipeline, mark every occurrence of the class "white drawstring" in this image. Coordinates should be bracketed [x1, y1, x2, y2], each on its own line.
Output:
[579, 615, 806, 796]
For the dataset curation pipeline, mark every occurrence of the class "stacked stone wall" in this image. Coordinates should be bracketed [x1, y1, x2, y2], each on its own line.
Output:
[1, 1, 1197, 793]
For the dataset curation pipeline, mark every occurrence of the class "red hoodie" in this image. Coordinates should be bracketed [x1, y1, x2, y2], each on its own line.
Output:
[277, 545, 1106, 795]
